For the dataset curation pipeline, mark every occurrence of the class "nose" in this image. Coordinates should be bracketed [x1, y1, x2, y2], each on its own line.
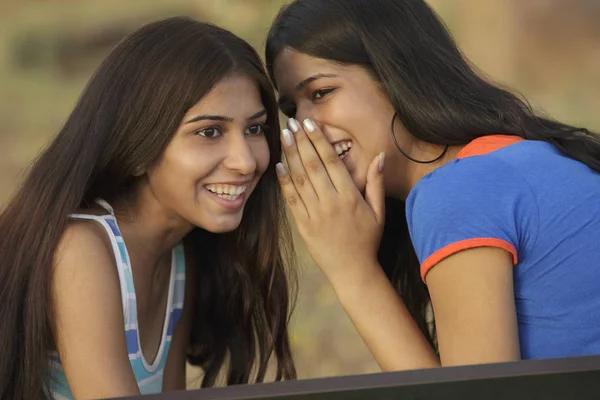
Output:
[222, 134, 257, 176]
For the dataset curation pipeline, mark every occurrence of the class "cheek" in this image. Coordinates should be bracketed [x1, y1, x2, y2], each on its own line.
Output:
[315, 91, 374, 130]
[148, 144, 218, 190]
[343, 99, 392, 147]
[319, 98, 378, 144]
[176, 146, 218, 176]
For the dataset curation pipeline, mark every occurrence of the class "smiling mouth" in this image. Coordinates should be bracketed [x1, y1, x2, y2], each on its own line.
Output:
[333, 140, 352, 159]
[204, 183, 249, 201]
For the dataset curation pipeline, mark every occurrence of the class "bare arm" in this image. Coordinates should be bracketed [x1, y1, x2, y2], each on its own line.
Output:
[426, 247, 520, 366]
[163, 250, 196, 391]
[333, 264, 440, 371]
[334, 247, 519, 371]
[53, 222, 141, 399]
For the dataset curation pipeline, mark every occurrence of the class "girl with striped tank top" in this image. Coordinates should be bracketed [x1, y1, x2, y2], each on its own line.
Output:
[0, 17, 296, 400]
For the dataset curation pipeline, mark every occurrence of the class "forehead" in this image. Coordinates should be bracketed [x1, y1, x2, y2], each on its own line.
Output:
[272, 48, 384, 100]
[273, 48, 345, 88]
[184, 74, 264, 119]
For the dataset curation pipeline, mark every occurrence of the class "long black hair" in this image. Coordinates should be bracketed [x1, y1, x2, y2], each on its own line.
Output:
[265, 0, 600, 348]
[0, 17, 296, 399]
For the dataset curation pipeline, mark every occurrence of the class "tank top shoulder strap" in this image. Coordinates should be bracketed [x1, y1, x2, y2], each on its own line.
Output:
[171, 243, 186, 309]
[94, 198, 115, 214]
[173, 243, 186, 277]
[164, 242, 186, 345]
[68, 198, 131, 319]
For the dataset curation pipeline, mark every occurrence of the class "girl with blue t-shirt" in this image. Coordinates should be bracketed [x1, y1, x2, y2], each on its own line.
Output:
[0, 17, 296, 400]
[267, 0, 600, 370]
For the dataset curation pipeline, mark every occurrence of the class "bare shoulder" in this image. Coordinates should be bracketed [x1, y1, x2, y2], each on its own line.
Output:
[53, 218, 123, 326]
[56, 218, 113, 261]
[52, 219, 140, 397]
[54, 219, 119, 290]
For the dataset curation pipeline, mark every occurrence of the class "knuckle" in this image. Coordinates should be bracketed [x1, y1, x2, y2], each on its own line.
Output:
[286, 195, 300, 207]
[342, 194, 358, 208]
[305, 158, 322, 173]
[293, 174, 308, 187]
[294, 130, 307, 142]
[322, 200, 338, 215]
[278, 173, 292, 185]
[324, 152, 342, 166]
[314, 133, 328, 145]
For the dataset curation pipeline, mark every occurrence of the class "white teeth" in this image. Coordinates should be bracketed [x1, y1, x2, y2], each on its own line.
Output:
[205, 183, 249, 200]
[334, 141, 353, 157]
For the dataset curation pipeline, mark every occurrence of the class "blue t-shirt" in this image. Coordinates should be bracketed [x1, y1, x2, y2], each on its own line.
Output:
[406, 135, 600, 359]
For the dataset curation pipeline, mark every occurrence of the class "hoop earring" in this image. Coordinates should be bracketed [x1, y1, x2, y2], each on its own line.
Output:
[391, 113, 448, 164]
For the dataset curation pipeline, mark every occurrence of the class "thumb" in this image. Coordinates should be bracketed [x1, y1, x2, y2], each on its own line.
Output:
[365, 152, 386, 225]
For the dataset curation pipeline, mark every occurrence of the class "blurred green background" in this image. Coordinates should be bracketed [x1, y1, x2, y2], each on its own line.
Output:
[1, 0, 599, 388]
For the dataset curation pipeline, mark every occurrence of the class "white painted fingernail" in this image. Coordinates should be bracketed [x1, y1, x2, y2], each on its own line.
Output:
[281, 129, 293, 146]
[276, 162, 287, 175]
[378, 152, 385, 172]
[303, 119, 315, 133]
[288, 118, 299, 133]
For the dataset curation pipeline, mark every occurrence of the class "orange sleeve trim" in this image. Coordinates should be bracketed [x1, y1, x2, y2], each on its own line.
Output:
[456, 135, 525, 159]
[421, 238, 518, 283]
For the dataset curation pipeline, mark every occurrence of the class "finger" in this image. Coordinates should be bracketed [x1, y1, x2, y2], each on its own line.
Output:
[280, 127, 319, 210]
[365, 152, 386, 225]
[301, 118, 359, 194]
[276, 162, 309, 221]
[287, 118, 337, 198]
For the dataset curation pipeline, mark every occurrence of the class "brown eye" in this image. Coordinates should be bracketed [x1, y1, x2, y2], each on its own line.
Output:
[312, 88, 335, 100]
[195, 126, 222, 138]
[246, 124, 268, 136]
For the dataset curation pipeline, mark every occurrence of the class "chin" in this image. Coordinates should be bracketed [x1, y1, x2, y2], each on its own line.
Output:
[195, 213, 244, 234]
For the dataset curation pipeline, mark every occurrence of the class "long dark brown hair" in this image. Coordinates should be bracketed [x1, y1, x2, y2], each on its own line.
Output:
[266, 0, 600, 350]
[0, 17, 296, 399]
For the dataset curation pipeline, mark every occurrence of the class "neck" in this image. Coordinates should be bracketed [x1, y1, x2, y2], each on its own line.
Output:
[111, 189, 193, 269]
[386, 142, 464, 200]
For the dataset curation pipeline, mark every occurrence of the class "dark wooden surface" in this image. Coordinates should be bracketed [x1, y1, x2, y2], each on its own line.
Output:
[116, 355, 600, 400]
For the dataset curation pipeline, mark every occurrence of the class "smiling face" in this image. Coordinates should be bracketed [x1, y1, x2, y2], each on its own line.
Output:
[274, 48, 404, 193]
[144, 73, 271, 233]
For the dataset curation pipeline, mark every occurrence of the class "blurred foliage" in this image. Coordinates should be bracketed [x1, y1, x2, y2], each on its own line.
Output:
[0, 0, 599, 387]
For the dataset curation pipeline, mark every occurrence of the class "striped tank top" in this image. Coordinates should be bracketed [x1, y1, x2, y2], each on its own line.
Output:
[49, 199, 186, 399]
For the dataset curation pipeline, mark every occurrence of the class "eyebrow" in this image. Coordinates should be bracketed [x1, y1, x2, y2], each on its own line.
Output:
[278, 73, 338, 106]
[185, 109, 267, 124]
[295, 73, 338, 91]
